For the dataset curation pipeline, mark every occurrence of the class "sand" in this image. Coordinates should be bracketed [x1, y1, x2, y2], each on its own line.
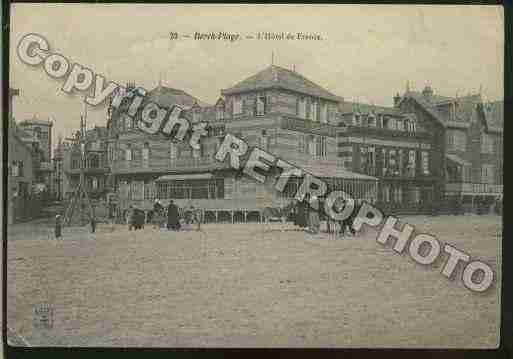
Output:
[6, 214, 501, 347]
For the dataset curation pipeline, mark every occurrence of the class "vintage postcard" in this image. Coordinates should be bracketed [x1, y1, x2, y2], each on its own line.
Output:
[5, 3, 503, 348]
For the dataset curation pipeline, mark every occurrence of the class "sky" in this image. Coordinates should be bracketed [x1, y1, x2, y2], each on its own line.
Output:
[9, 4, 504, 144]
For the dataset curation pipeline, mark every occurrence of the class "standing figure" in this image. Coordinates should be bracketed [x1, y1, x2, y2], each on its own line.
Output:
[167, 200, 180, 231]
[191, 206, 202, 231]
[127, 205, 136, 231]
[296, 198, 308, 230]
[307, 195, 320, 234]
[153, 199, 163, 229]
[90, 216, 96, 233]
[55, 214, 62, 240]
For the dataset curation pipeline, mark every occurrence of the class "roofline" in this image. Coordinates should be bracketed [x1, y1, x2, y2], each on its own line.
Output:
[220, 85, 341, 102]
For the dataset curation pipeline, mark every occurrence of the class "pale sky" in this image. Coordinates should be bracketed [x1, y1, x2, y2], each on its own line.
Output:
[10, 4, 504, 143]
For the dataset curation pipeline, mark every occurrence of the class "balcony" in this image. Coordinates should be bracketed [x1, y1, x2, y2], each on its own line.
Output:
[445, 182, 503, 195]
[280, 116, 338, 137]
[111, 156, 228, 175]
[345, 126, 431, 140]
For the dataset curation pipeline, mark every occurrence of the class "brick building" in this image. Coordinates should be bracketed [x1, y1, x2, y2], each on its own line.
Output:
[337, 99, 437, 214]
[108, 66, 378, 222]
[397, 86, 503, 213]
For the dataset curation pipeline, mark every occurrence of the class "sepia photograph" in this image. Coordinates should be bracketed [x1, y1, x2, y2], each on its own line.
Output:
[5, 3, 504, 348]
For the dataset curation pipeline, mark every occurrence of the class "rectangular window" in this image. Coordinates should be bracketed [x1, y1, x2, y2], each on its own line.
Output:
[481, 165, 494, 184]
[389, 149, 398, 175]
[381, 148, 387, 175]
[448, 130, 467, 151]
[142, 147, 149, 161]
[407, 150, 416, 177]
[92, 177, 98, 190]
[308, 136, 316, 156]
[125, 146, 132, 161]
[233, 97, 242, 115]
[125, 116, 132, 130]
[368, 146, 375, 175]
[354, 114, 361, 126]
[397, 149, 403, 176]
[421, 151, 430, 175]
[368, 115, 376, 127]
[320, 103, 328, 124]
[311, 101, 318, 122]
[12, 161, 19, 177]
[382, 185, 390, 202]
[315, 136, 327, 158]
[298, 98, 307, 119]
[481, 133, 494, 154]
[256, 95, 266, 116]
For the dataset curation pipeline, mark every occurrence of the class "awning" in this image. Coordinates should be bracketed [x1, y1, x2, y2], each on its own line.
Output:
[446, 154, 470, 167]
[155, 173, 213, 181]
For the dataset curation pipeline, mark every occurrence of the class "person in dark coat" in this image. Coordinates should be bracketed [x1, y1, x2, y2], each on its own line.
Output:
[167, 200, 180, 230]
[55, 214, 62, 239]
[295, 198, 308, 229]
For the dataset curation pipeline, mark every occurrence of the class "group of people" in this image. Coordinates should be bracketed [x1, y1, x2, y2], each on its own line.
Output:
[127, 199, 202, 232]
[288, 195, 358, 237]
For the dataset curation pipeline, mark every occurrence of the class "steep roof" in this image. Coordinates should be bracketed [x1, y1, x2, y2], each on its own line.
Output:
[19, 117, 53, 126]
[400, 91, 447, 126]
[145, 85, 210, 109]
[221, 65, 340, 102]
[338, 101, 401, 116]
[400, 91, 503, 133]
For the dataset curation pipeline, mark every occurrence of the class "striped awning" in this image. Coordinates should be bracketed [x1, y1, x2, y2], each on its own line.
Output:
[155, 173, 213, 181]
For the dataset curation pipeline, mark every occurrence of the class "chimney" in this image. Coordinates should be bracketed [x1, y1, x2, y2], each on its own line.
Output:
[422, 85, 433, 102]
[393, 93, 401, 107]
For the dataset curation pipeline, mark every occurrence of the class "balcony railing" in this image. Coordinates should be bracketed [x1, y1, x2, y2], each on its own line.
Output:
[445, 182, 503, 195]
[280, 116, 337, 137]
[345, 126, 431, 139]
[111, 156, 228, 174]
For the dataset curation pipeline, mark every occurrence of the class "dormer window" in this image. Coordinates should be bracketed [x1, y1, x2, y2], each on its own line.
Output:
[233, 97, 242, 115]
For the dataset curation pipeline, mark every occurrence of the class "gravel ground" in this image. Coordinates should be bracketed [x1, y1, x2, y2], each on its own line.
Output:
[6, 214, 501, 348]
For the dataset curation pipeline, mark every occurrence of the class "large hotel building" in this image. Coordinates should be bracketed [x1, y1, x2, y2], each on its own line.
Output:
[63, 65, 503, 220]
